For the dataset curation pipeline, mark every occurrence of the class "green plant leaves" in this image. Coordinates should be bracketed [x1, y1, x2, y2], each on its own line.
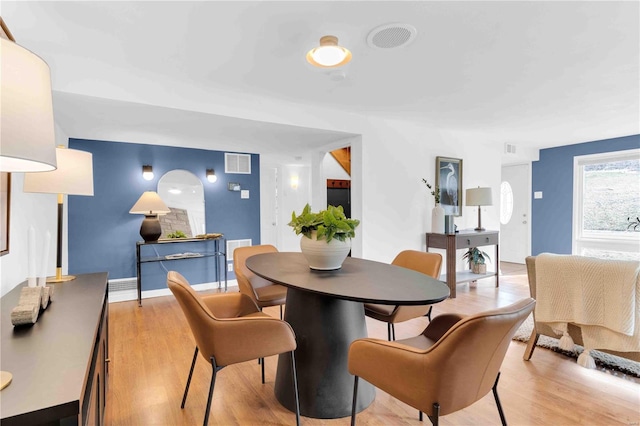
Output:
[288, 203, 360, 242]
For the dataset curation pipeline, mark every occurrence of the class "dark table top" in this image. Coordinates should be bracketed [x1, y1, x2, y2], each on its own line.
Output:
[0, 272, 108, 423]
[246, 252, 450, 305]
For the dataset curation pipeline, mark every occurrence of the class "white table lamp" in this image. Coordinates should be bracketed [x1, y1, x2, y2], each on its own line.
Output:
[466, 187, 493, 231]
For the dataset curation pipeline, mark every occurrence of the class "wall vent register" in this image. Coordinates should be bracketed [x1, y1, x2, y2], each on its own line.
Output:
[225, 153, 251, 174]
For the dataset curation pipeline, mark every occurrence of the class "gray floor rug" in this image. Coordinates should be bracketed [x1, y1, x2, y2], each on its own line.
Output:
[513, 314, 640, 378]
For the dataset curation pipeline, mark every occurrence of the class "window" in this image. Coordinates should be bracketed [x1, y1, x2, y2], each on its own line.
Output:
[573, 149, 640, 260]
[500, 181, 513, 225]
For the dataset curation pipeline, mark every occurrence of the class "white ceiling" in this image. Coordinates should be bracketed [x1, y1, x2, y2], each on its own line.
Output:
[2, 1, 639, 160]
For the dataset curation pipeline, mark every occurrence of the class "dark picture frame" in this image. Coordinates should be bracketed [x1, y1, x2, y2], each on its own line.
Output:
[1, 172, 10, 255]
[435, 157, 463, 216]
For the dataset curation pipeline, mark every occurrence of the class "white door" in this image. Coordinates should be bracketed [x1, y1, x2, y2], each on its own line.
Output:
[500, 164, 530, 264]
[260, 167, 278, 246]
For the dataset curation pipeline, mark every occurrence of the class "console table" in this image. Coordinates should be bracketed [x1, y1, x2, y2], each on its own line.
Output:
[425, 230, 499, 298]
[136, 236, 227, 306]
[0, 272, 109, 426]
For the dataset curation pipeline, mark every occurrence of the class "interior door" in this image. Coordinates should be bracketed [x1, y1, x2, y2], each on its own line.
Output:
[500, 164, 530, 264]
[260, 167, 278, 246]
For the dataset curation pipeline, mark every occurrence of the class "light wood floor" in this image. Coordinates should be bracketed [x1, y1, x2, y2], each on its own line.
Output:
[105, 263, 640, 425]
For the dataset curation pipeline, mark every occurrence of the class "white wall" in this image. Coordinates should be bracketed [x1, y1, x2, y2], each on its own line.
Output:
[1, 124, 68, 296]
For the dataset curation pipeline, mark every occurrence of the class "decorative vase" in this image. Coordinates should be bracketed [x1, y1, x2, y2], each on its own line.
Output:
[431, 203, 445, 234]
[300, 231, 351, 270]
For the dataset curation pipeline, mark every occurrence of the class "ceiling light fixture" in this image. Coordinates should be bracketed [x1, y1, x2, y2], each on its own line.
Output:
[306, 35, 352, 68]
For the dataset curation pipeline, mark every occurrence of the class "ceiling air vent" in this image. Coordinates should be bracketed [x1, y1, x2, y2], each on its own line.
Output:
[225, 153, 251, 174]
[504, 143, 517, 155]
[367, 23, 417, 49]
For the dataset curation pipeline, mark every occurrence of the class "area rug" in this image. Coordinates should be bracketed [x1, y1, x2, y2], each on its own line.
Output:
[513, 314, 640, 378]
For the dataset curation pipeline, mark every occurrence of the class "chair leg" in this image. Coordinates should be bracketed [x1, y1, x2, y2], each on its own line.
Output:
[387, 323, 392, 341]
[351, 376, 359, 426]
[419, 411, 423, 421]
[261, 357, 265, 384]
[391, 323, 396, 341]
[280, 304, 283, 319]
[427, 402, 439, 426]
[181, 347, 199, 408]
[492, 372, 507, 426]
[204, 357, 221, 426]
[290, 351, 301, 426]
[425, 305, 433, 322]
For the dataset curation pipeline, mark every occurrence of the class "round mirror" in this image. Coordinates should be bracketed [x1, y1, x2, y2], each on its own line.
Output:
[157, 170, 205, 238]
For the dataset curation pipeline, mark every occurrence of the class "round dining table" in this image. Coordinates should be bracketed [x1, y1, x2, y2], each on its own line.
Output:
[246, 252, 450, 419]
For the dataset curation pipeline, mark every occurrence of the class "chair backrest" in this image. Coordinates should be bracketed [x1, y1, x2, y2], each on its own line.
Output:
[167, 271, 221, 361]
[420, 298, 535, 415]
[392, 250, 442, 279]
[233, 244, 279, 298]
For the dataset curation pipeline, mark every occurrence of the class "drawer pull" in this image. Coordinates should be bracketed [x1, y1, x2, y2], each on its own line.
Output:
[467, 239, 471, 244]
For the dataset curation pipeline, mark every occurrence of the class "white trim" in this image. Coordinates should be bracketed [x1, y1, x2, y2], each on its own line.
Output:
[108, 280, 239, 303]
[572, 148, 640, 256]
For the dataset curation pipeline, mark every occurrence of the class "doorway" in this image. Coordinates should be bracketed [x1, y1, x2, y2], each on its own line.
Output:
[327, 179, 351, 217]
[500, 164, 530, 264]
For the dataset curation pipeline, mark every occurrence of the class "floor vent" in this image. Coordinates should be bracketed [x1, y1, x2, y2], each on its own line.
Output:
[108, 278, 137, 293]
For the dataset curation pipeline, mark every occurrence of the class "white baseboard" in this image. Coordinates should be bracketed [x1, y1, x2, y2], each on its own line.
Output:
[108, 279, 239, 303]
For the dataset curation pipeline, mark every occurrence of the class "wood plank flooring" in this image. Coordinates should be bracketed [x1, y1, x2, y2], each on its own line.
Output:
[104, 263, 640, 425]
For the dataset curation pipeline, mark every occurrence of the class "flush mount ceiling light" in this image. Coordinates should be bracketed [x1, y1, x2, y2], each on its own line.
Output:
[306, 35, 352, 68]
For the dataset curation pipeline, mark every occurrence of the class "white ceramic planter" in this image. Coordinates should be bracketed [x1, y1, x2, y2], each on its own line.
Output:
[431, 203, 445, 233]
[300, 231, 351, 270]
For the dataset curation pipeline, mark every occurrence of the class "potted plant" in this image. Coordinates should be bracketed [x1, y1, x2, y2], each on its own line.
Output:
[289, 204, 360, 270]
[462, 247, 491, 274]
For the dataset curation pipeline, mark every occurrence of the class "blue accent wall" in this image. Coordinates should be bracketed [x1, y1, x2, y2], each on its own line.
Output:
[531, 134, 639, 255]
[68, 139, 260, 290]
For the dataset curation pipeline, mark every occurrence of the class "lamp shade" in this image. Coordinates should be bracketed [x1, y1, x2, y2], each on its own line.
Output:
[129, 191, 171, 215]
[23, 147, 94, 195]
[0, 37, 57, 172]
[466, 187, 493, 206]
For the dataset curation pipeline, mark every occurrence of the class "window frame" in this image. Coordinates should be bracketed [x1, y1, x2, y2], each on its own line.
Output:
[572, 148, 640, 257]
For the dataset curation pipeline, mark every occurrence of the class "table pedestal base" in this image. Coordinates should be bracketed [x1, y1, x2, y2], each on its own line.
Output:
[275, 287, 375, 419]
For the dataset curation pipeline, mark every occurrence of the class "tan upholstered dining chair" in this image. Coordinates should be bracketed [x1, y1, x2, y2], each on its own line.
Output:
[234, 244, 287, 319]
[167, 271, 300, 426]
[349, 298, 536, 426]
[364, 250, 443, 340]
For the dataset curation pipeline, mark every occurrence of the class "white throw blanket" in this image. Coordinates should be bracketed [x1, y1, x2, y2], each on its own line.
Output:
[535, 253, 640, 367]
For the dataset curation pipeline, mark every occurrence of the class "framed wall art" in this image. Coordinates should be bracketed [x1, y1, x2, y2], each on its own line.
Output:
[435, 157, 463, 216]
[1, 172, 10, 255]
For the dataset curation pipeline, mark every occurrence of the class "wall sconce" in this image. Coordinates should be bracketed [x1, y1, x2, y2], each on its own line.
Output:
[290, 174, 299, 189]
[206, 169, 217, 183]
[142, 165, 154, 181]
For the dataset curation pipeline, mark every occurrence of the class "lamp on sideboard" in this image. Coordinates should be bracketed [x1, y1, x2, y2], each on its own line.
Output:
[0, 18, 57, 172]
[129, 191, 171, 242]
[466, 187, 493, 231]
[23, 147, 94, 282]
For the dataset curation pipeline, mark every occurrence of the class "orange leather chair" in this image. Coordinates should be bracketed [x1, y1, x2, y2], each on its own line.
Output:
[349, 298, 536, 426]
[364, 250, 443, 340]
[167, 271, 300, 426]
[234, 244, 287, 318]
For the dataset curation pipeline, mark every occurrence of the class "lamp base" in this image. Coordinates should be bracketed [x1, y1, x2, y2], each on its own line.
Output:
[474, 227, 486, 231]
[46, 267, 76, 283]
[0, 371, 12, 390]
[140, 214, 162, 242]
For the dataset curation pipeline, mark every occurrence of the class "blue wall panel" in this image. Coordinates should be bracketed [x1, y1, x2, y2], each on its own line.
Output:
[68, 139, 260, 290]
[531, 134, 639, 255]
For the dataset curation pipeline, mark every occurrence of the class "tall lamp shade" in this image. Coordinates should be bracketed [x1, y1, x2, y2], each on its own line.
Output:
[129, 191, 170, 242]
[24, 147, 94, 282]
[466, 187, 493, 231]
[0, 34, 57, 172]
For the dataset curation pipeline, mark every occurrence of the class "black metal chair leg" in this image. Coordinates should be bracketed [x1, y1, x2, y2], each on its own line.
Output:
[492, 372, 507, 426]
[261, 357, 265, 384]
[280, 305, 283, 319]
[204, 357, 220, 426]
[391, 323, 396, 341]
[425, 305, 433, 322]
[351, 376, 360, 426]
[387, 323, 392, 341]
[427, 402, 439, 426]
[419, 411, 423, 421]
[291, 351, 301, 426]
[181, 347, 199, 408]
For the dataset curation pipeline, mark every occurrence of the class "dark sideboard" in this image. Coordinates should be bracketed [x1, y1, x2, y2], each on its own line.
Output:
[1, 272, 109, 426]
